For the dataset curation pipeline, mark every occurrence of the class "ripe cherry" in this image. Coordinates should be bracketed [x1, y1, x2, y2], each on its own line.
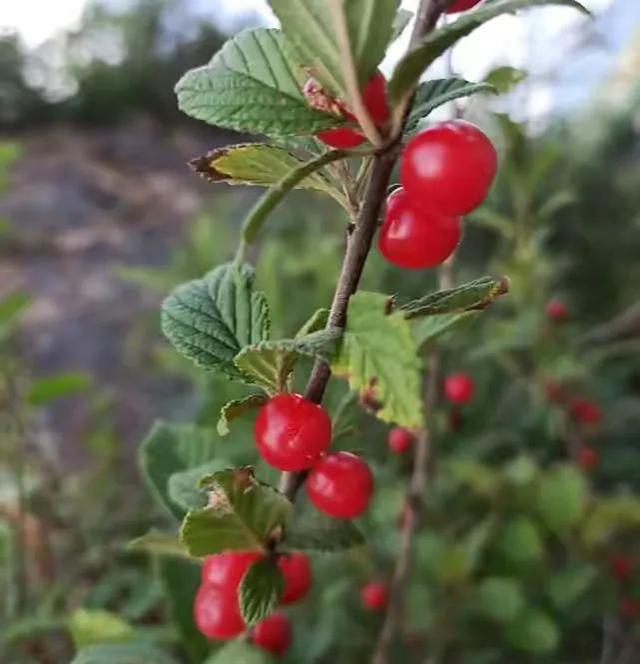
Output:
[569, 397, 602, 426]
[254, 393, 332, 471]
[307, 451, 374, 519]
[388, 427, 415, 454]
[447, 0, 483, 13]
[444, 372, 475, 405]
[251, 611, 292, 657]
[401, 120, 497, 216]
[278, 553, 312, 605]
[201, 551, 262, 590]
[194, 584, 245, 640]
[546, 299, 568, 322]
[378, 188, 461, 269]
[361, 582, 389, 611]
[576, 445, 599, 472]
[610, 554, 633, 581]
[316, 72, 389, 148]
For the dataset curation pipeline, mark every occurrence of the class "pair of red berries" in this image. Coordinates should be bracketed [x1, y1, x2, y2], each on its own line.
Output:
[254, 393, 374, 519]
[194, 550, 311, 655]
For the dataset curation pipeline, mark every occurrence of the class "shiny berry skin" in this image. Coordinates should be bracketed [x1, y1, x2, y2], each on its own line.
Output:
[447, 0, 483, 13]
[278, 553, 312, 605]
[401, 120, 497, 216]
[194, 584, 245, 640]
[444, 373, 475, 405]
[388, 427, 415, 454]
[546, 299, 568, 322]
[201, 551, 262, 590]
[569, 397, 602, 425]
[307, 451, 374, 519]
[610, 554, 633, 581]
[316, 126, 365, 149]
[251, 612, 292, 657]
[378, 188, 461, 269]
[254, 393, 332, 471]
[619, 597, 640, 620]
[361, 582, 389, 611]
[576, 445, 599, 472]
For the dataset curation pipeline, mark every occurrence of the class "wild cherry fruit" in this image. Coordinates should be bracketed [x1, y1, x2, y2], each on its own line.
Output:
[378, 188, 461, 269]
[194, 584, 245, 640]
[307, 451, 374, 519]
[576, 445, 599, 472]
[444, 372, 475, 405]
[201, 551, 262, 590]
[546, 298, 568, 322]
[447, 0, 483, 13]
[610, 554, 633, 581]
[401, 120, 497, 216]
[361, 582, 389, 611]
[316, 72, 389, 148]
[388, 427, 415, 454]
[278, 553, 312, 604]
[251, 611, 292, 657]
[569, 397, 602, 426]
[254, 393, 332, 471]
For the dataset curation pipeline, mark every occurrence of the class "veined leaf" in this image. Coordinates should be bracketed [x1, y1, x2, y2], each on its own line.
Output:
[168, 461, 230, 511]
[411, 312, 475, 347]
[388, 0, 589, 104]
[217, 394, 268, 437]
[239, 557, 284, 626]
[180, 469, 292, 557]
[269, 0, 400, 99]
[176, 29, 340, 136]
[295, 308, 330, 338]
[406, 78, 496, 133]
[161, 262, 270, 381]
[285, 512, 365, 551]
[332, 292, 423, 428]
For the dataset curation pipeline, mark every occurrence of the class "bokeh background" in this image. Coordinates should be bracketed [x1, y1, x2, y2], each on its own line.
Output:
[1, 1, 640, 662]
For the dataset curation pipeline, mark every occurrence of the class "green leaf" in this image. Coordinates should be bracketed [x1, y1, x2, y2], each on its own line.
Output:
[180, 469, 292, 557]
[128, 531, 190, 559]
[285, 511, 365, 551]
[410, 312, 475, 346]
[204, 640, 274, 664]
[406, 78, 496, 133]
[399, 276, 509, 319]
[239, 557, 284, 626]
[391, 8, 413, 41]
[176, 29, 339, 136]
[536, 464, 588, 534]
[190, 144, 335, 196]
[472, 577, 525, 623]
[218, 394, 268, 436]
[505, 609, 560, 655]
[161, 262, 270, 381]
[269, 0, 400, 99]
[388, 0, 589, 104]
[582, 495, 640, 547]
[68, 609, 133, 649]
[27, 372, 90, 406]
[0, 291, 30, 325]
[483, 65, 527, 94]
[139, 422, 221, 520]
[332, 292, 423, 428]
[235, 329, 341, 394]
[496, 516, 544, 565]
[295, 308, 330, 338]
[168, 461, 230, 511]
[71, 642, 179, 664]
[547, 564, 596, 610]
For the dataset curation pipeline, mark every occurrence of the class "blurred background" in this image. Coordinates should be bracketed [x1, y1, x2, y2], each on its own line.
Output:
[1, 0, 639, 662]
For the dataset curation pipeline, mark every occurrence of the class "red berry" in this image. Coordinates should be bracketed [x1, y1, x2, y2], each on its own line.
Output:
[447, 0, 483, 13]
[543, 379, 564, 404]
[576, 445, 599, 471]
[194, 584, 245, 640]
[546, 299, 568, 322]
[254, 393, 332, 471]
[201, 551, 262, 590]
[251, 611, 292, 657]
[619, 597, 640, 620]
[307, 451, 374, 519]
[388, 427, 415, 454]
[401, 120, 497, 216]
[378, 188, 461, 269]
[610, 554, 633, 581]
[568, 397, 602, 426]
[316, 126, 365, 149]
[361, 582, 389, 611]
[278, 553, 312, 605]
[444, 373, 475, 405]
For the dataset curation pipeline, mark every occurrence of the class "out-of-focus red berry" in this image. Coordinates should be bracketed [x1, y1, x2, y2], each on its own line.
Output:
[610, 554, 633, 581]
[546, 299, 569, 322]
[569, 397, 602, 426]
[576, 445, 599, 472]
[251, 611, 292, 657]
[388, 427, 415, 454]
[278, 553, 312, 605]
[361, 582, 389, 611]
[543, 379, 565, 404]
[443, 372, 475, 405]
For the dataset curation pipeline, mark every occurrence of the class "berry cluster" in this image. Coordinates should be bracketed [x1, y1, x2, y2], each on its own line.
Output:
[194, 550, 311, 655]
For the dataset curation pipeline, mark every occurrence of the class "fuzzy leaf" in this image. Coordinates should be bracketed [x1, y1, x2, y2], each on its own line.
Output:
[332, 291, 423, 428]
[483, 65, 527, 93]
[176, 28, 339, 136]
[168, 461, 229, 511]
[161, 262, 270, 381]
[239, 558, 284, 626]
[128, 531, 190, 559]
[180, 469, 292, 557]
[269, 0, 400, 99]
[217, 394, 268, 436]
[388, 0, 589, 104]
[285, 512, 365, 551]
[536, 465, 588, 534]
[295, 308, 330, 338]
